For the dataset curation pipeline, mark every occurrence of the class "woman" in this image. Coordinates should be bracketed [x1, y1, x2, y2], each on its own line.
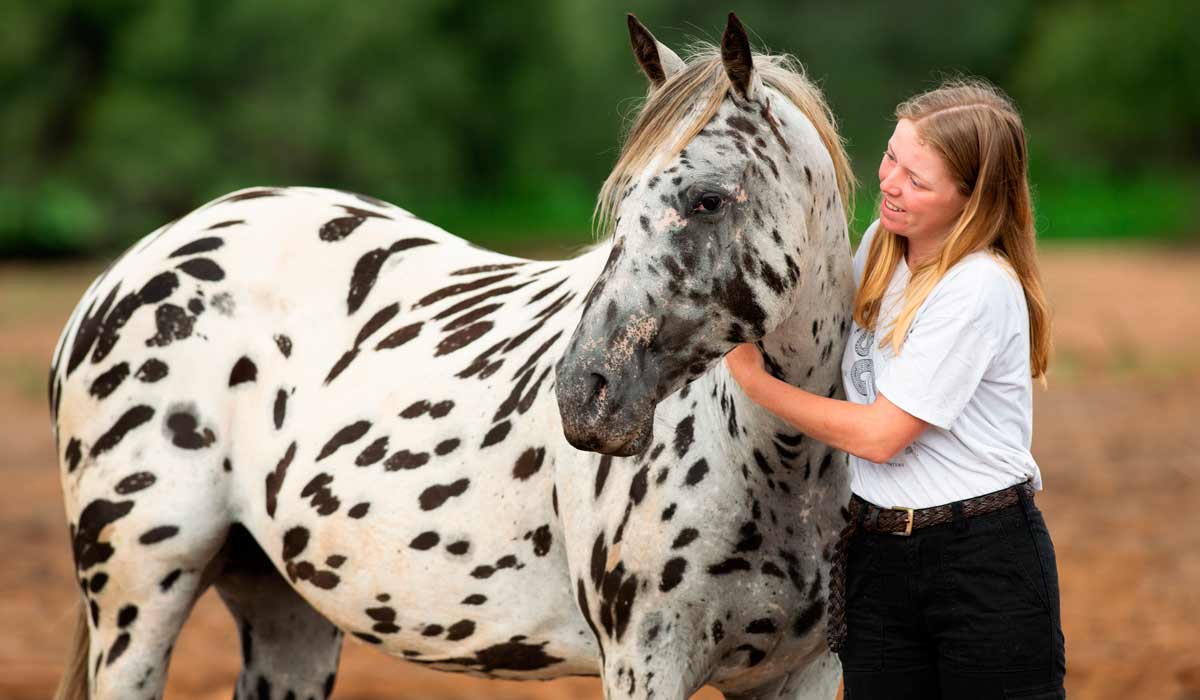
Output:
[725, 80, 1066, 698]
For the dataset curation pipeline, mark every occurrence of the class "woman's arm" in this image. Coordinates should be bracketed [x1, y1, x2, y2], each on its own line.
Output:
[724, 343, 929, 463]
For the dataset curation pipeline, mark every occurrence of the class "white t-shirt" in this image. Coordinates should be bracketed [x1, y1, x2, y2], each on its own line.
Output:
[840, 220, 1042, 509]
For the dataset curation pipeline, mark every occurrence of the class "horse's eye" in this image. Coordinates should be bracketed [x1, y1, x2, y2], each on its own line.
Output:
[697, 194, 723, 213]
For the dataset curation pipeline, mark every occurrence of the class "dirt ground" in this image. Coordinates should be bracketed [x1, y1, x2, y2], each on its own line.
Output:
[1, 245, 1197, 700]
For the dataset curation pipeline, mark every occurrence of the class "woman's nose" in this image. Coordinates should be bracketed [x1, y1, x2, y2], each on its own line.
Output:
[879, 168, 902, 195]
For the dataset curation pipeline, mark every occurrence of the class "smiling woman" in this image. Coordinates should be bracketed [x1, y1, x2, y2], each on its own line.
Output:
[725, 79, 1066, 699]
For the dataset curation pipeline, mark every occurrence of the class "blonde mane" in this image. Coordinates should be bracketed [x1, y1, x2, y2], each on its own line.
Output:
[593, 44, 855, 239]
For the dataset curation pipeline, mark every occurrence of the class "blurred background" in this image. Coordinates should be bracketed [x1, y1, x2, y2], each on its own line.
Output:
[1, 2, 1197, 699]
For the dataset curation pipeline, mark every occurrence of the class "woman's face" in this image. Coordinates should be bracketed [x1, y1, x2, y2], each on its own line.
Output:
[878, 118, 968, 251]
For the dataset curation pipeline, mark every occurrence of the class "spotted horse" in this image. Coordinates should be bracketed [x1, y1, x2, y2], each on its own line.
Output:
[52, 13, 857, 700]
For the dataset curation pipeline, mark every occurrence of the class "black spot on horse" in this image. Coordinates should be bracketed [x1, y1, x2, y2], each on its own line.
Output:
[169, 237, 224, 257]
[316, 421, 371, 461]
[273, 389, 287, 429]
[436, 321, 493, 356]
[512, 447, 545, 480]
[347, 502, 370, 518]
[462, 593, 486, 605]
[684, 458, 709, 486]
[673, 415, 695, 457]
[481, 421, 511, 448]
[446, 541, 470, 555]
[660, 557, 687, 592]
[435, 438, 460, 455]
[228, 356, 257, 386]
[531, 525, 552, 556]
[708, 558, 751, 575]
[375, 321, 422, 350]
[356, 437, 389, 466]
[465, 638, 565, 672]
[727, 115, 758, 135]
[91, 405, 155, 457]
[672, 528, 699, 549]
[160, 569, 181, 591]
[165, 409, 216, 449]
[106, 632, 130, 666]
[301, 473, 341, 515]
[446, 619, 476, 641]
[629, 467, 649, 505]
[384, 449, 429, 471]
[66, 284, 121, 376]
[64, 438, 82, 472]
[134, 358, 167, 382]
[818, 452, 835, 478]
[415, 273, 518, 309]
[176, 258, 225, 281]
[223, 188, 279, 202]
[89, 362, 129, 399]
[451, 262, 528, 276]
[73, 499, 133, 570]
[265, 442, 297, 518]
[139, 526, 178, 544]
[792, 598, 825, 637]
[114, 472, 155, 495]
[145, 303, 194, 348]
[346, 238, 437, 315]
[282, 527, 309, 560]
[274, 334, 292, 357]
[418, 478, 469, 511]
[594, 455, 613, 499]
[410, 531, 440, 550]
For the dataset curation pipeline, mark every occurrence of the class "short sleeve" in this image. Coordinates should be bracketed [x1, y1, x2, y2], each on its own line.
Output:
[875, 313, 996, 430]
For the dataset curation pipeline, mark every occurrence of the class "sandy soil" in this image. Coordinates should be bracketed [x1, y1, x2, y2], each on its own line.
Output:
[1, 245, 1197, 700]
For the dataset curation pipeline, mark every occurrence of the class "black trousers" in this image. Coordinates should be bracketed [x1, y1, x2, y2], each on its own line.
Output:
[838, 489, 1067, 699]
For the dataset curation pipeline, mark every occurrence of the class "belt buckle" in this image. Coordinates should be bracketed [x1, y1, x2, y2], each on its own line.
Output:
[888, 506, 915, 536]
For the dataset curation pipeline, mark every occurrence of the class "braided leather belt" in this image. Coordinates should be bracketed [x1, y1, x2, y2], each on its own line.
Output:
[856, 480, 1035, 536]
[826, 480, 1035, 653]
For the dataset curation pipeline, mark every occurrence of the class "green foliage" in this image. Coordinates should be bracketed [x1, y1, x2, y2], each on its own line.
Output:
[0, 0, 1194, 257]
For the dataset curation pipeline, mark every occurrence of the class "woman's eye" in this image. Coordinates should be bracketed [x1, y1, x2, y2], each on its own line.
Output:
[696, 194, 723, 212]
[885, 151, 895, 161]
[909, 177, 923, 189]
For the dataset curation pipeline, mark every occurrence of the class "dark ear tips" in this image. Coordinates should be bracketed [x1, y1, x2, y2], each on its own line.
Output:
[628, 13, 684, 89]
[721, 12, 756, 100]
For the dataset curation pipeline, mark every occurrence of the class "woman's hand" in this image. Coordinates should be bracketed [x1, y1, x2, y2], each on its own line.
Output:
[724, 342, 767, 397]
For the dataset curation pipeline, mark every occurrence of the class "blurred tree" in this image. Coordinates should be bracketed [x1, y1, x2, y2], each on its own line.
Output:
[0, 0, 1193, 256]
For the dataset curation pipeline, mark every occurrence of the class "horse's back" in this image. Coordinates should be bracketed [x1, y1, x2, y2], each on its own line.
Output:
[51, 185, 606, 678]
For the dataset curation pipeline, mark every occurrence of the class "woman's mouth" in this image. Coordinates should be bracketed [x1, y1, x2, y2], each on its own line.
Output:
[883, 199, 905, 213]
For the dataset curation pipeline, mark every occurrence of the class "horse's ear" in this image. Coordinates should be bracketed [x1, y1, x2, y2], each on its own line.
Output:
[628, 14, 685, 89]
[721, 12, 762, 102]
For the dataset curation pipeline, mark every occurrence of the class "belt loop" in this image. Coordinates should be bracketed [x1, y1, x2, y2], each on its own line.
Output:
[866, 507, 880, 531]
[1013, 481, 1034, 526]
[950, 500, 967, 533]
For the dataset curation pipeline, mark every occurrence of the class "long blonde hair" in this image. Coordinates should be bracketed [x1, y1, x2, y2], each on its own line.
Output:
[593, 45, 855, 238]
[852, 79, 1051, 380]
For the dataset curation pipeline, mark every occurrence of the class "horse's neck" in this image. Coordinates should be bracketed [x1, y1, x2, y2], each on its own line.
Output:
[722, 215, 855, 462]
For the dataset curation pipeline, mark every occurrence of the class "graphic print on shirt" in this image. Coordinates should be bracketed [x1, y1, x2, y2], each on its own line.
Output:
[849, 326, 876, 400]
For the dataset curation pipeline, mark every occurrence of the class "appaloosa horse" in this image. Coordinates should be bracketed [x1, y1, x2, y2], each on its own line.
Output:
[52, 13, 856, 700]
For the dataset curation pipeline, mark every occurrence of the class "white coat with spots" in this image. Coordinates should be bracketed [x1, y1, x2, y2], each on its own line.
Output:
[51, 14, 855, 700]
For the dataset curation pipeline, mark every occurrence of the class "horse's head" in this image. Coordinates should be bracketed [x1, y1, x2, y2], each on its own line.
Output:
[557, 13, 852, 456]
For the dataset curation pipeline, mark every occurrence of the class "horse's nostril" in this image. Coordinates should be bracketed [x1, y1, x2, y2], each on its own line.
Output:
[588, 372, 608, 402]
